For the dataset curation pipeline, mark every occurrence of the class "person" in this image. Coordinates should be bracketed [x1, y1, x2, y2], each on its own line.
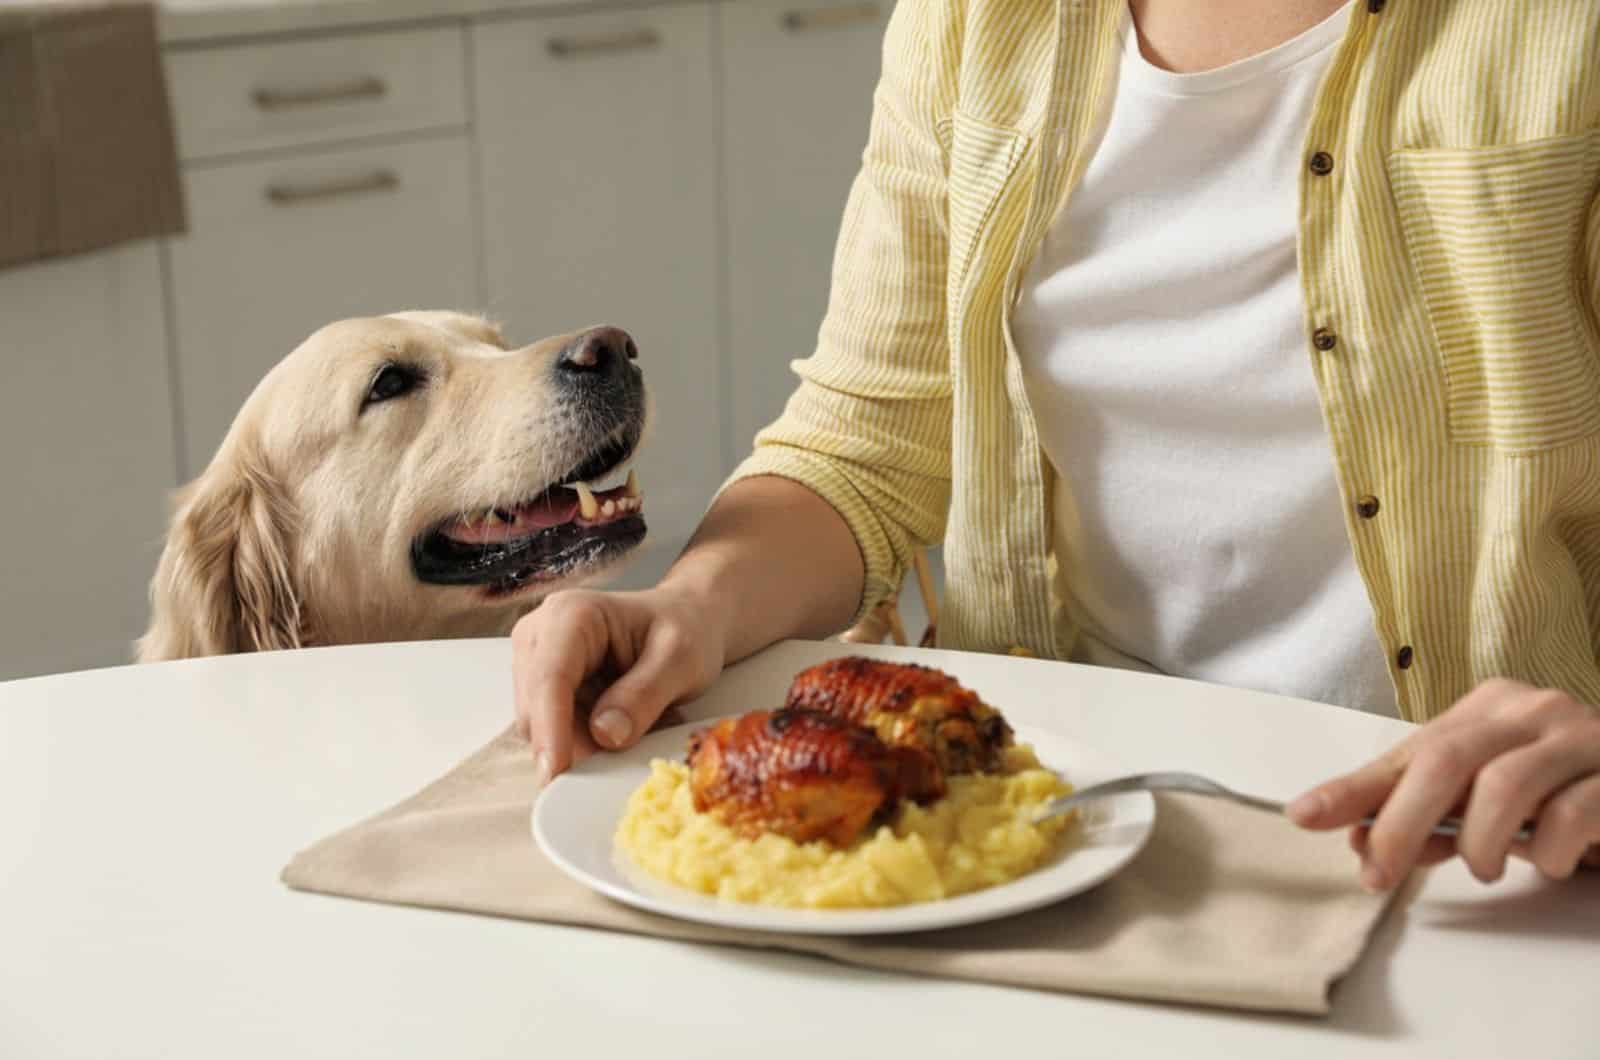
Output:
[512, 0, 1600, 891]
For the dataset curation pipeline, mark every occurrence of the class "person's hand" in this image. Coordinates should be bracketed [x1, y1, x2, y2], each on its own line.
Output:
[1287, 678, 1600, 891]
[512, 584, 727, 786]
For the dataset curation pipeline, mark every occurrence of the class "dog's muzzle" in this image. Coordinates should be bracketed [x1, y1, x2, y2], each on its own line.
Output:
[409, 325, 649, 595]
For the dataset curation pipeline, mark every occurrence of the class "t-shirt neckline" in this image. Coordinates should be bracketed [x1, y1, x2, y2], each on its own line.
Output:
[1120, 2, 1355, 97]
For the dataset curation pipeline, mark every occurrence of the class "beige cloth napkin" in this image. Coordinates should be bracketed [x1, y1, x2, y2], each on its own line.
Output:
[283, 727, 1410, 1016]
[0, 0, 186, 269]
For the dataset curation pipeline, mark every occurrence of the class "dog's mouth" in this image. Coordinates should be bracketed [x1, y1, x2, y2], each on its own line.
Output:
[411, 430, 647, 595]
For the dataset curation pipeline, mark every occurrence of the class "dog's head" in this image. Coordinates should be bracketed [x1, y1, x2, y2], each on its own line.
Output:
[137, 310, 650, 661]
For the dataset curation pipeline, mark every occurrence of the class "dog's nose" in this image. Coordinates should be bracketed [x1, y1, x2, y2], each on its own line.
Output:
[558, 327, 639, 376]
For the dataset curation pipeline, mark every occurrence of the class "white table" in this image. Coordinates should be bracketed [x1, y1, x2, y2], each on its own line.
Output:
[2, 639, 1594, 1058]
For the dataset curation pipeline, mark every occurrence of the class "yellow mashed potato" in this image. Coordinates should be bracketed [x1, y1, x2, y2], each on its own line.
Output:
[614, 745, 1075, 908]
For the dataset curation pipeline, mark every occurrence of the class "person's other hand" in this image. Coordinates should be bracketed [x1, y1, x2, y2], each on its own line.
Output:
[511, 585, 726, 786]
[1288, 679, 1600, 890]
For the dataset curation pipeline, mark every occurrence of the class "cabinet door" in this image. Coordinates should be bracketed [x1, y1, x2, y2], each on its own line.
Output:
[721, 0, 886, 461]
[0, 243, 178, 678]
[473, 5, 719, 580]
[167, 134, 478, 477]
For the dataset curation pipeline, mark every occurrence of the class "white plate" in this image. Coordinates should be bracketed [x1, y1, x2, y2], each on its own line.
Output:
[532, 719, 1156, 936]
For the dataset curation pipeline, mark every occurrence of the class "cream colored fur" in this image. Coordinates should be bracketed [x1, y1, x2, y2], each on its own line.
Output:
[138, 311, 640, 662]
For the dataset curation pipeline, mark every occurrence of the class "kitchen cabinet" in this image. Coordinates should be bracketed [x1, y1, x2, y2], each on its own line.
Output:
[167, 133, 479, 476]
[473, 4, 720, 582]
[0, 244, 178, 679]
[720, 0, 885, 461]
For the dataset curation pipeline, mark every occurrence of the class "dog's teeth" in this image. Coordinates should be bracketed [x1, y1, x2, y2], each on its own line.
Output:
[602, 500, 616, 517]
[624, 470, 640, 499]
[575, 482, 599, 520]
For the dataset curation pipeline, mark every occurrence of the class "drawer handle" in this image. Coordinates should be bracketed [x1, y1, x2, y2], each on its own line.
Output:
[781, 3, 880, 31]
[251, 75, 387, 111]
[265, 170, 400, 206]
[546, 28, 661, 57]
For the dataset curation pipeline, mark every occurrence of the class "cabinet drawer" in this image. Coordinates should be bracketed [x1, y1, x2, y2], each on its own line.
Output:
[165, 26, 467, 161]
[167, 134, 479, 476]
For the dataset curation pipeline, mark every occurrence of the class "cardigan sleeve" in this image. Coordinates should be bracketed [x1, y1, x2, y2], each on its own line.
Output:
[717, 0, 962, 624]
[1590, 153, 1600, 342]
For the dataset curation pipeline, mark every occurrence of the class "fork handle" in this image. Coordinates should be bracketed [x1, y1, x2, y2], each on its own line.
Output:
[1041, 787, 1534, 841]
[1360, 813, 1533, 843]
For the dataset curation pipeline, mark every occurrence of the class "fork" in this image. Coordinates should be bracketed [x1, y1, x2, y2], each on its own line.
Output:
[1032, 770, 1536, 841]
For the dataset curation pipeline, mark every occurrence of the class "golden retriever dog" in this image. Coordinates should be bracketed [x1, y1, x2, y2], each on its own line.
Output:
[137, 310, 649, 661]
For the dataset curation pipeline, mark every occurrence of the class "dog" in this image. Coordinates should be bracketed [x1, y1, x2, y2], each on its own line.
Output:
[137, 310, 650, 662]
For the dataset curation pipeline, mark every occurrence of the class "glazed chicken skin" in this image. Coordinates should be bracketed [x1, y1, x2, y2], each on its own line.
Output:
[686, 708, 945, 846]
[784, 657, 1014, 776]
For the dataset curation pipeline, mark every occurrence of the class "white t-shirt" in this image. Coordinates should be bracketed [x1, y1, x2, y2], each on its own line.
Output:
[1013, 1, 1397, 714]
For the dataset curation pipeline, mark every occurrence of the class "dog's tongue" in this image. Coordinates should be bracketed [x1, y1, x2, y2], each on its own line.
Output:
[444, 496, 579, 545]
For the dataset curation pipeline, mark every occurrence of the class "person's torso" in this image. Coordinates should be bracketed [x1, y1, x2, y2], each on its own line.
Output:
[1011, 2, 1399, 713]
[922, 0, 1600, 721]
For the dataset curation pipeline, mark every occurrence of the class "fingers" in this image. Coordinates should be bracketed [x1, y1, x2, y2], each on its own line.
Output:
[1287, 689, 1519, 830]
[1458, 734, 1599, 882]
[1290, 679, 1599, 893]
[1525, 773, 1600, 879]
[588, 620, 706, 751]
[1287, 743, 1409, 830]
[510, 588, 723, 785]
[1360, 722, 1534, 891]
[1349, 824, 1456, 868]
[511, 594, 614, 781]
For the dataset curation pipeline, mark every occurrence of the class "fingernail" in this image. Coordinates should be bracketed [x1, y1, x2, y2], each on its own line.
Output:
[593, 709, 633, 748]
[1287, 790, 1326, 823]
[531, 750, 552, 789]
[1360, 862, 1390, 894]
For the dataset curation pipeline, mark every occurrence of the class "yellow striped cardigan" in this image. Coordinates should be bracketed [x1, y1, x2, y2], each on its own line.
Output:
[723, 0, 1600, 723]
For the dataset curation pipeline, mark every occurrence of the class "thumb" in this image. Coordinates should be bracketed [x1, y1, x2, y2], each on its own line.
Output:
[587, 625, 703, 750]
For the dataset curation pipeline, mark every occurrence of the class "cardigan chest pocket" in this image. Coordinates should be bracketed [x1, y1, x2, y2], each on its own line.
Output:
[939, 110, 1027, 302]
[1388, 129, 1600, 453]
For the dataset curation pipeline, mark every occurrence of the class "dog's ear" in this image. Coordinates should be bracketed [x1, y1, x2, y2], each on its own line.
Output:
[384, 310, 510, 350]
[136, 449, 303, 662]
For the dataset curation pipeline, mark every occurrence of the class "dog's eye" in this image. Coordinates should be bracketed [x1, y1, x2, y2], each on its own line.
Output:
[363, 363, 423, 410]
